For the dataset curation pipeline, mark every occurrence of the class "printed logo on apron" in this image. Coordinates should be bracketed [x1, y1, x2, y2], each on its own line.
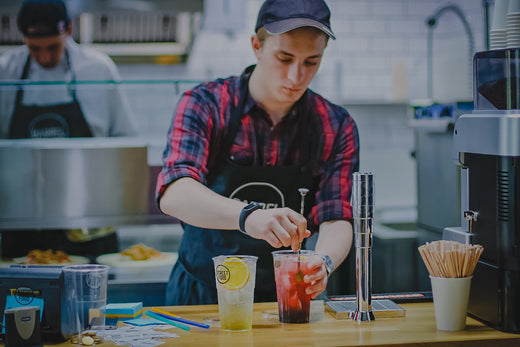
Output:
[28, 112, 70, 138]
[229, 182, 285, 209]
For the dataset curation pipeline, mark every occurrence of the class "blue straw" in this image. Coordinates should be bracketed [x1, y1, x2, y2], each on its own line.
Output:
[152, 311, 210, 329]
[145, 311, 191, 331]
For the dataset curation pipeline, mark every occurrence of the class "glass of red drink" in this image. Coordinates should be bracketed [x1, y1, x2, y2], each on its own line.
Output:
[272, 250, 322, 323]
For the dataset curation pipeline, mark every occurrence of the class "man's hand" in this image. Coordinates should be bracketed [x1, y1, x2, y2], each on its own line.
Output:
[304, 255, 328, 299]
[244, 207, 311, 251]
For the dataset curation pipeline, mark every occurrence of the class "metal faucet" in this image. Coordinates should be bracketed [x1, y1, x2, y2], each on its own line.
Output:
[425, 4, 475, 100]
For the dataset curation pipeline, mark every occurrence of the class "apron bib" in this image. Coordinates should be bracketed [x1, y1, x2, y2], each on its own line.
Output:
[166, 66, 318, 305]
[8, 51, 92, 139]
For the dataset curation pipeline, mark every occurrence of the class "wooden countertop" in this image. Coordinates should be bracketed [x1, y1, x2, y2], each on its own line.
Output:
[47, 302, 520, 346]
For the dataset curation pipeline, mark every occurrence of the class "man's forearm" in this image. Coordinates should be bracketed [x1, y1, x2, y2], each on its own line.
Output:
[314, 220, 353, 273]
[159, 177, 245, 230]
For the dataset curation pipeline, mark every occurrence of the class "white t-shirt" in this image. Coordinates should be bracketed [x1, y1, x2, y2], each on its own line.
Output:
[0, 37, 137, 138]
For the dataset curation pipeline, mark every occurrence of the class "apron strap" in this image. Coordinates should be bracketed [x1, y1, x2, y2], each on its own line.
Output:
[14, 56, 32, 107]
[206, 65, 253, 182]
[220, 65, 254, 164]
[297, 93, 312, 164]
[64, 50, 79, 100]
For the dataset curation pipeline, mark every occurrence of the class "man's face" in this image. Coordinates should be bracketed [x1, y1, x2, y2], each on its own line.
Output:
[254, 27, 328, 105]
[24, 33, 68, 69]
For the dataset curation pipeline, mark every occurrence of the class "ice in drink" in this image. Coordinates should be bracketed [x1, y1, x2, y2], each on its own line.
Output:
[213, 255, 257, 331]
[272, 250, 320, 323]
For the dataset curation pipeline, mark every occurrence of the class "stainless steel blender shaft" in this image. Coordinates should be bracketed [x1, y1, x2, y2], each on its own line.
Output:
[350, 172, 375, 322]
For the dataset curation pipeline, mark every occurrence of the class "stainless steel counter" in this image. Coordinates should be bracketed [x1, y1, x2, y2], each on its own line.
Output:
[0, 137, 149, 230]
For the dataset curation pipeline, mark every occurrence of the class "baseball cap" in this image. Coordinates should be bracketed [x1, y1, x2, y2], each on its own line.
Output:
[17, 0, 70, 38]
[255, 0, 335, 40]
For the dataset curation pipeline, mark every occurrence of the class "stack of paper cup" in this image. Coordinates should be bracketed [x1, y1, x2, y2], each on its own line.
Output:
[491, 0, 509, 50]
[507, 0, 520, 48]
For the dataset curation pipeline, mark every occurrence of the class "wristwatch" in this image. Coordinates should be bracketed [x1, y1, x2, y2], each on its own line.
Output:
[239, 202, 262, 234]
[321, 254, 334, 276]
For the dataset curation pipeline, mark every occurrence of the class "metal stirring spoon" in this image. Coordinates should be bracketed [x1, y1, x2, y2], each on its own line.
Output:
[295, 188, 309, 283]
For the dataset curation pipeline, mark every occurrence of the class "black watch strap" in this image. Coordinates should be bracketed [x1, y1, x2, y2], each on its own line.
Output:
[239, 202, 262, 234]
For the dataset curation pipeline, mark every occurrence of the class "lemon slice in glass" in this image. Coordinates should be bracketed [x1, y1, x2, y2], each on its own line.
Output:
[221, 257, 250, 290]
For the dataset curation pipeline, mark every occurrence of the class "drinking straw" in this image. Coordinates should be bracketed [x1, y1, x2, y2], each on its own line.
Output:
[151, 308, 210, 329]
[152, 307, 179, 317]
[145, 311, 190, 331]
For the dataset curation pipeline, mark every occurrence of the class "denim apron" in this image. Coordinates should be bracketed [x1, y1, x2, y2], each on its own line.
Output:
[166, 66, 319, 305]
[8, 51, 93, 138]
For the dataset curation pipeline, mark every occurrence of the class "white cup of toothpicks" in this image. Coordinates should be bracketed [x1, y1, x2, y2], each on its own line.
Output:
[418, 240, 484, 331]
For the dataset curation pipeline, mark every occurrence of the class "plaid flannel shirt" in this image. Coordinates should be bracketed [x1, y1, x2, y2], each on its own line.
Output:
[157, 69, 360, 226]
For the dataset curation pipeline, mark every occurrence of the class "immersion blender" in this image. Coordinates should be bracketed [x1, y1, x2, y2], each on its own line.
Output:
[350, 172, 375, 322]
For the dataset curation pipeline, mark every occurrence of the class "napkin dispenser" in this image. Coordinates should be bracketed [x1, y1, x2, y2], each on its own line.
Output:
[0, 265, 72, 341]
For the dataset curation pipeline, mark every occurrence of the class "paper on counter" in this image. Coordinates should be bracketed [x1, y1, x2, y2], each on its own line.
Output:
[92, 324, 179, 346]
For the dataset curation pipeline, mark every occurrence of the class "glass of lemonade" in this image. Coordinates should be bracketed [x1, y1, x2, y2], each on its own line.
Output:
[212, 255, 257, 331]
[272, 250, 322, 323]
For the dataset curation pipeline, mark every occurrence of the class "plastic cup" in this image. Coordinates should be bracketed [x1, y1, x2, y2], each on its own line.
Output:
[430, 276, 472, 331]
[272, 250, 324, 323]
[63, 264, 109, 339]
[212, 255, 257, 331]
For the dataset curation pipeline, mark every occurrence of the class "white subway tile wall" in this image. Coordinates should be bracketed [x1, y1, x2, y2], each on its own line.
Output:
[185, 0, 483, 104]
[119, 0, 485, 212]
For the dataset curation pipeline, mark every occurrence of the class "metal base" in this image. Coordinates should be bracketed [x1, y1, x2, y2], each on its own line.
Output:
[326, 299, 406, 320]
[350, 310, 375, 322]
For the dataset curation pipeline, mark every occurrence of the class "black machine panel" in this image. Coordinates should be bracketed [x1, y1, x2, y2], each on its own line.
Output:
[463, 153, 520, 332]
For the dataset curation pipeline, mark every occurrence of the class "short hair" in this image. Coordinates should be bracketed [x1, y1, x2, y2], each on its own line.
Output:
[256, 27, 271, 46]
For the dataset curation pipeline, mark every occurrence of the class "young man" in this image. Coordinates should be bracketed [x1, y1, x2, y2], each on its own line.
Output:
[0, 0, 136, 138]
[157, 0, 359, 305]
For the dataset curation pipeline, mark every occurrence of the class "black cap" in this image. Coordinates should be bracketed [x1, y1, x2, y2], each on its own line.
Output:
[17, 0, 70, 38]
[255, 0, 335, 40]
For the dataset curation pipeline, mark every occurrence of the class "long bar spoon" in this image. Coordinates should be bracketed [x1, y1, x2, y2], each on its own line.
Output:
[295, 188, 309, 283]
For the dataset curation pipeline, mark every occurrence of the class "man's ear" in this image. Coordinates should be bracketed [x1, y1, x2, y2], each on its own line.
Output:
[251, 34, 262, 59]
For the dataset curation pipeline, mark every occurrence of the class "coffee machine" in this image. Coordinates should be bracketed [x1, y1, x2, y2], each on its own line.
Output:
[443, 48, 520, 333]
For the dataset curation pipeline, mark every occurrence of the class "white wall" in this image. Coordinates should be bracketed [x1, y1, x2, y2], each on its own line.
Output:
[190, 0, 484, 104]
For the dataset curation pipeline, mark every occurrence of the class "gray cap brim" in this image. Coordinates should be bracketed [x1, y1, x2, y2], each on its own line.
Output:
[264, 18, 336, 40]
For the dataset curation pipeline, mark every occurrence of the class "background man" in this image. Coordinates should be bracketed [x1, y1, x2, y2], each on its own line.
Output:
[0, 0, 137, 259]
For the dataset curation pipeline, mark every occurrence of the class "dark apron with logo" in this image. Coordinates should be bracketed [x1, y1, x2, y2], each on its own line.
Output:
[166, 66, 319, 305]
[8, 51, 93, 138]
